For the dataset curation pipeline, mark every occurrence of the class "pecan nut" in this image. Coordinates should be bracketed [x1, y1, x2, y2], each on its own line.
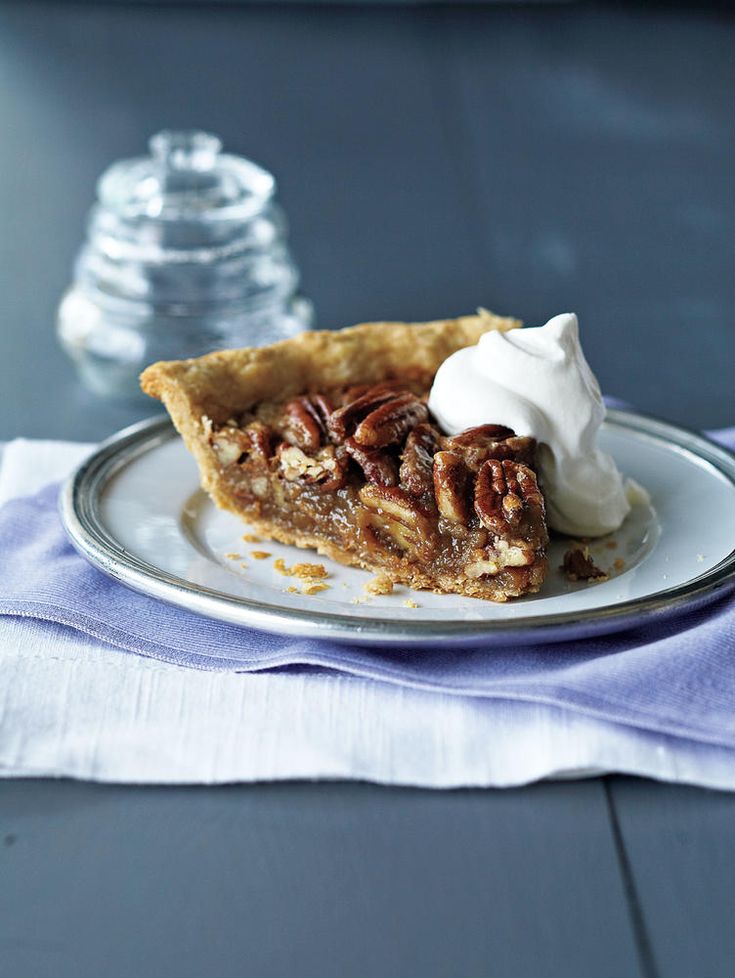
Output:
[432, 451, 472, 524]
[345, 437, 398, 487]
[318, 443, 349, 491]
[445, 424, 515, 446]
[474, 458, 547, 557]
[353, 393, 429, 448]
[210, 420, 273, 466]
[245, 421, 275, 461]
[282, 397, 323, 453]
[399, 423, 440, 497]
[442, 425, 536, 471]
[327, 385, 402, 443]
[358, 484, 435, 559]
[277, 443, 343, 485]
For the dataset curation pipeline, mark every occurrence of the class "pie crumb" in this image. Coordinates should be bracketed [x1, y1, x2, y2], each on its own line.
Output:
[242, 532, 262, 543]
[224, 552, 241, 560]
[613, 558, 626, 572]
[364, 574, 395, 596]
[403, 599, 419, 609]
[286, 586, 299, 594]
[251, 550, 272, 560]
[561, 545, 608, 582]
[605, 540, 618, 550]
[302, 582, 330, 595]
[239, 562, 248, 569]
[292, 562, 329, 580]
[273, 558, 329, 580]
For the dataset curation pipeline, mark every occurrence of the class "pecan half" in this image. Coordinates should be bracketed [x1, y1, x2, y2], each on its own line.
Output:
[353, 393, 429, 449]
[432, 451, 472, 524]
[344, 437, 398, 487]
[442, 425, 536, 471]
[309, 393, 335, 432]
[246, 421, 275, 461]
[210, 420, 273, 466]
[399, 423, 440, 497]
[358, 485, 435, 559]
[277, 443, 343, 485]
[327, 386, 400, 443]
[340, 380, 405, 405]
[446, 424, 515, 446]
[474, 459, 547, 555]
[282, 397, 323, 453]
[318, 443, 349, 491]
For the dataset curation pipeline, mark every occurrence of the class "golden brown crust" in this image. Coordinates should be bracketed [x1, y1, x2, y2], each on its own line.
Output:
[141, 310, 518, 419]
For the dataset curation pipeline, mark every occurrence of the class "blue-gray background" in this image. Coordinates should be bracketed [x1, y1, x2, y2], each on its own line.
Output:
[2, 4, 735, 977]
[1, 1, 733, 440]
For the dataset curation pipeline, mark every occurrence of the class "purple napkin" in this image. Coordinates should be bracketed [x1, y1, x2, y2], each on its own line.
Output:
[2, 430, 735, 751]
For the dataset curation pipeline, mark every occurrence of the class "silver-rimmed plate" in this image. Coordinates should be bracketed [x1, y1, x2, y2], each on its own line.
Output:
[60, 410, 735, 649]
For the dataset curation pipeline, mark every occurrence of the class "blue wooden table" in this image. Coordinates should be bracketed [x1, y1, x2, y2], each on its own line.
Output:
[1, 3, 734, 975]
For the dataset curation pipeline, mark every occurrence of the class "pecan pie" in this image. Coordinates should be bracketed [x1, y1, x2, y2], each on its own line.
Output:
[141, 312, 549, 601]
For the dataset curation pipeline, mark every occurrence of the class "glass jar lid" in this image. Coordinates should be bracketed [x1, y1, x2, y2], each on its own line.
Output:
[97, 130, 276, 224]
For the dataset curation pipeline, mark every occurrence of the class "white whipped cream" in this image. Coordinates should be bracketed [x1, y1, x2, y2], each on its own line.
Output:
[428, 312, 631, 537]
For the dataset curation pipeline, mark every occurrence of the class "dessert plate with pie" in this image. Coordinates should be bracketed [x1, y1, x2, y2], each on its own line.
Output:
[61, 311, 735, 648]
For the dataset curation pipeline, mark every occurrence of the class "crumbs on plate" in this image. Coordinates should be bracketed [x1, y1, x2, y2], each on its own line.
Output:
[250, 550, 272, 560]
[560, 545, 608, 583]
[275, 557, 330, 595]
[363, 573, 395, 596]
[302, 582, 330, 595]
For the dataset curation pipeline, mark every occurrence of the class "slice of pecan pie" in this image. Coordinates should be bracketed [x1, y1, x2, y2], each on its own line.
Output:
[141, 312, 549, 601]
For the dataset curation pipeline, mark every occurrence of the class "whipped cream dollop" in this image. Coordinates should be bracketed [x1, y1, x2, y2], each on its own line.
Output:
[428, 312, 630, 537]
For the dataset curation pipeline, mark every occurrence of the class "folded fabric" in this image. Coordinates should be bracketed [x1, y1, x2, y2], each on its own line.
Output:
[2, 431, 735, 755]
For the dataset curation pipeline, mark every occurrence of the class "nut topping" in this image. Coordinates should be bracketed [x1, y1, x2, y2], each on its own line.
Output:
[211, 420, 273, 466]
[245, 422, 275, 461]
[358, 484, 435, 559]
[442, 425, 536, 471]
[445, 424, 515, 446]
[399, 423, 439, 497]
[344, 437, 398, 487]
[309, 393, 335, 432]
[353, 393, 429, 448]
[474, 458, 547, 553]
[277, 444, 342, 484]
[318, 443, 349, 491]
[432, 451, 472, 524]
[327, 386, 402, 443]
[282, 397, 323, 453]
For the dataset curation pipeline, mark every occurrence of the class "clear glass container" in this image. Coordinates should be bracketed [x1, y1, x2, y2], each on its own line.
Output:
[57, 130, 313, 399]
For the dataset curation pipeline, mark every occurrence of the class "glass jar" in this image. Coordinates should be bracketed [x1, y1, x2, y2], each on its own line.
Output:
[57, 130, 313, 399]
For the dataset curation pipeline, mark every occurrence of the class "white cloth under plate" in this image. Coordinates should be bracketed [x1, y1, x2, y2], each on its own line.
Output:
[2, 437, 735, 790]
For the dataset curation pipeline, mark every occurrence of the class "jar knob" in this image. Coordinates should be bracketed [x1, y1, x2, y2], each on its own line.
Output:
[149, 130, 222, 173]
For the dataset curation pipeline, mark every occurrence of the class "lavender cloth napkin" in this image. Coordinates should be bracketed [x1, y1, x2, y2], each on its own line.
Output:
[2, 430, 735, 752]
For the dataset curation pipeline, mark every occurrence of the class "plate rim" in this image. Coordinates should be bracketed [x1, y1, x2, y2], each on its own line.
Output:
[59, 410, 735, 648]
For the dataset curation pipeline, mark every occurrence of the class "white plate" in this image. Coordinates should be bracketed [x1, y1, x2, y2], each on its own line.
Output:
[60, 411, 735, 648]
